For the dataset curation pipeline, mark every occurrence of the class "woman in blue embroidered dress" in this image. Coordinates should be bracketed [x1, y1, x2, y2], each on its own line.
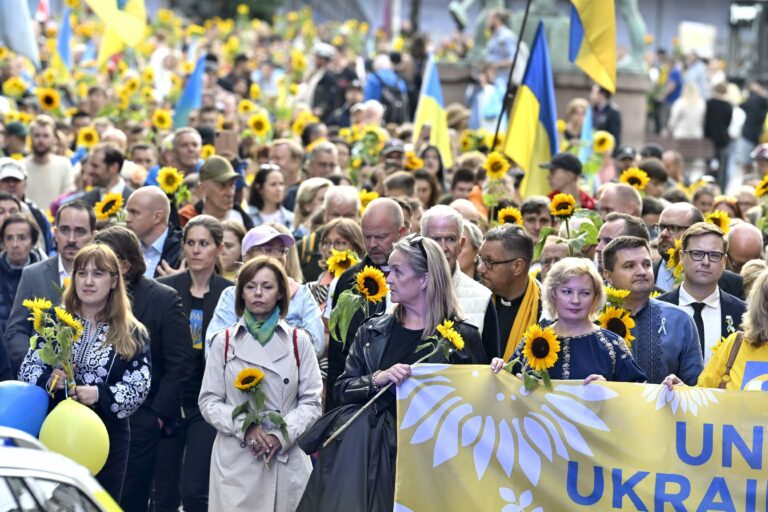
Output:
[491, 257, 646, 383]
[19, 244, 151, 501]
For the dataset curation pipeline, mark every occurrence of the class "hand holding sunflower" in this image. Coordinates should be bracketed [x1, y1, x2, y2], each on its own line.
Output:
[232, 367, 288, 464]
[492, 324, 560, 391]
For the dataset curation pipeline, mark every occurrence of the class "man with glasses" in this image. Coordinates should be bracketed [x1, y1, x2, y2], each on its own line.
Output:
[305, 141, 338, 179]
[4, 200, 95, 375]
[421, 205, 500, 360]
[477, 224, 540, 360]
[653, 202, 743, 298]
[657, 223, 746, 363]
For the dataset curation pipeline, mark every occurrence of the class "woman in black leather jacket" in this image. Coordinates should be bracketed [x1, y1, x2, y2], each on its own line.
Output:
[298, 234, 486, 512]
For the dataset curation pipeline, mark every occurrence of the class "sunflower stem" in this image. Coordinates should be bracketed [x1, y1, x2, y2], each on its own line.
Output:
[564, 219, 573, 257]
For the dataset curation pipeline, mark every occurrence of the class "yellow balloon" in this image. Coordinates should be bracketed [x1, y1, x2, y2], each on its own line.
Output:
[39, 398, 110, 475]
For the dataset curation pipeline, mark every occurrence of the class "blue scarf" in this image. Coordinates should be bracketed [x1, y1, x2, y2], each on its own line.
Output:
[243, 307, 281, 346]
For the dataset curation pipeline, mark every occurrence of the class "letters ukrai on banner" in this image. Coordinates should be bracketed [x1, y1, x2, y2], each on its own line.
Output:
[394, 365, 768, 511]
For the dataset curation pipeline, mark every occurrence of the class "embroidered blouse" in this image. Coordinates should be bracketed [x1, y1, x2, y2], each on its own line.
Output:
[19, 319, 152, 421]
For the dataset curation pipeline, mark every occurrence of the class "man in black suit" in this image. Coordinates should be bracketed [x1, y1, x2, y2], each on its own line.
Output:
[4, 200, 95, 374]
[125, 186, 182, 278]
[325, 198, 406, 411]
[79, 143, 135, 207]
[657, 222, 747, 364]
[92, 226, 193, 512]
[653, 202, 744, 299]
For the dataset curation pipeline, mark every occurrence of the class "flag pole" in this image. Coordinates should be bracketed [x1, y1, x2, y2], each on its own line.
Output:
[491, 0, 534, 152]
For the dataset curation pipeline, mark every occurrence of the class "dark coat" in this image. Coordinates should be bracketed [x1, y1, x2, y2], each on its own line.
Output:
[593, 103, 622, 149]
[157, 271, 233, 408]
[154, 226, 183, 277]
[128, 276, 195, 422]
[0, 251, 41, 335]
[656, 286, 747, 348]
[653, 260, 745, 300]
[0, 329, 11, 381]
[704, 97, 733, 147]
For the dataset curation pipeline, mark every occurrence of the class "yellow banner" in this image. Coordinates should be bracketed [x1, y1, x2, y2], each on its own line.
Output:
[395, 365, 768, 511]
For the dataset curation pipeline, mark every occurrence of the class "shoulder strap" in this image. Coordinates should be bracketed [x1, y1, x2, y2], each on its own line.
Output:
[718, 331, 743, 389]
[292, 328, 301, 369]
[223, 328, 230, 368]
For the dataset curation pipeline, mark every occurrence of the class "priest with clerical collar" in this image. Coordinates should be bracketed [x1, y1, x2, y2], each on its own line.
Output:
[602, 235, 703, 384]
[477, 224, 542, 361]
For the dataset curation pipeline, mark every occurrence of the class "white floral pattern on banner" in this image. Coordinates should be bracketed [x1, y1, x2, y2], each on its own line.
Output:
[641, 384, 722, 416]
[499, 487, 543, 512]
[398, 365, 618, 486]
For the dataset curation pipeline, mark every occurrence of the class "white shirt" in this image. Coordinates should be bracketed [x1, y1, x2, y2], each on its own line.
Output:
[142, 228, 169, 278]
[57, 255, 70, 287]
[679, 284, 721, 364]
[655, 261, 676, 292]
[107, 178, 127, 197]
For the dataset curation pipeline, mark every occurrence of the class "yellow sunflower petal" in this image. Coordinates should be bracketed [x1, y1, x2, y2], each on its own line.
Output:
[157, 166, 184, 195]
[94, 192, 124, 221]
[619, 167, 651, 191]
[598, 306, 636, 346]
[483, 151, 510, 181]
[234, 367, 264, 390]
[355, 266, 388, 303]
[550, 193, 576, 219]
[522, 324, 560, 372]
[705, 210, 730, 234]
[497, 206, 523, 226]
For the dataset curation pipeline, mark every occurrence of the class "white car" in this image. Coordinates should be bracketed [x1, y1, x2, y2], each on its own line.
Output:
[0, 427, 121, 511]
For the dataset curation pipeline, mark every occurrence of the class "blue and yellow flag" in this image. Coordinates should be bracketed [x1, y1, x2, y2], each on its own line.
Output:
[53, 7, 73, 77]
[85, 0, 147, 67]
[503, 22, 558, 198]
[412, 57, 453, 169]
[173, 55, 206, 128]
[569, 0, 616, 93]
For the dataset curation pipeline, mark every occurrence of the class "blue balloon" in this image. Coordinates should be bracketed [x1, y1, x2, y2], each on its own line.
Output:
[0, 380, 50, 436]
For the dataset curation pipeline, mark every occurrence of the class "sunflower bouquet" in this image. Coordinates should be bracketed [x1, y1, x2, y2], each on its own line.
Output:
[502, 324, 560, 391]
[23, 298, 84, 394]
[597, 287, 636, 349]
[329, 266, 388, 345]
[323, 318, 466, 449]
[94, 192, 126, 224]
[232, 367, 289, 464]
[157, 166, 191, 208]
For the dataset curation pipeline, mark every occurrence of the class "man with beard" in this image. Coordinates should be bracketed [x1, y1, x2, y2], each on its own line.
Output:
[4, 200, 94, 374]
[79, 143, 135, 206]
[325, 198, 406, 411]
[653, 202, 743, 298]
[23, 115, 73, 210]
[602, 236, 703, 384]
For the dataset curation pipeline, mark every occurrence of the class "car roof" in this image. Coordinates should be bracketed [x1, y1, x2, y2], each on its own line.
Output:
[0, 446, 93, 481]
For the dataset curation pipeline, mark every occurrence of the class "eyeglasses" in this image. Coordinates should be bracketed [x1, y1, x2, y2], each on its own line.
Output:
[406, 233, 428, 261]
[478, 256, 520, 271]
[251, 246, 289, 256]
[321, 240, 350, 251]
[684, 250, 725, 262]
[654, 223, 691, 234]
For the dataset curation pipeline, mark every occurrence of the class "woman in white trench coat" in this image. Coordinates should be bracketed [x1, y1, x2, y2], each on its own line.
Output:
[199, 256, 323, 511]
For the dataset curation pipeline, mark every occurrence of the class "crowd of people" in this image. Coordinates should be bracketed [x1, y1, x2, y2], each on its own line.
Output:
[0, 3, 768, 512]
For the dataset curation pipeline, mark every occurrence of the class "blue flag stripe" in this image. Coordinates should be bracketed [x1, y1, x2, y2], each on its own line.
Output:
[568, 4, 584, 63]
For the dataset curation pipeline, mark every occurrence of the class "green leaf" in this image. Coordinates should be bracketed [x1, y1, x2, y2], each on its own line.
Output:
[231, 401, 250, 420]
[242, 411, 263, 433]
[267, 412, 289, 440]
[30, 335, 38, 351]
[533, 227, 559, 261]
[252, 388, 267, 412]
[573, 208, 603, 231]
[541, 370, 552, 390]
[329, 290, 362, 344]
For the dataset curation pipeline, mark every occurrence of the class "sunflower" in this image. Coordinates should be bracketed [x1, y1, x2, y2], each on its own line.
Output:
[359, 189, 379, 209]
[484, 151, 510, 181]
[593, 130, 615, 154]
[666, 239, 684, 278]
[755, 175, 768, 198]
[705, 210, 730, 234]
[123, 76, 140, 95]
[94, 192, 124, 221]
[436, 319, 465, 351]
[142, 67, 155, 83]
[497, 206, 523, 226]
[37, 87, 60, 111]
[550, 193, 576, 219]
[326, 249, 360, 278]
[31, 308, 44, 334]
[201, 144, 216, 159]
[289, 83, 298, 96]
[248, 112, 272, 138]
[355, 266, 388, 303]
[23, 298, 53, 312]
[556, 119, 567, 133]
[521, 324, 560, 372]
[290, 50, 307, 73]
[619, 167, 650, 191]
[604, 286, 631, 306]
[305, 137, 328, 153]
[181, 61, 195, 75]
[236, 3, 249, 15]
[2, 77, 26, 98]
[338, 127, 353, 143]
[54, 306, 84, 339]
[157, 166, 184, 195]
[460, 130, 475, 153]
[152, 109, 173, 131]
[76, 126, 99, 149]
[291, 111, 319, 137]
[484, 132, 503, 151]
[234, 367, 264, 390]
[0, 47, 8, 60]
[9, 153, 23, 160]
[598, 306, 636, 346]
[249, 83, 261, 100]
[238, 99, 256, 115]
[405, 151, 424, 170]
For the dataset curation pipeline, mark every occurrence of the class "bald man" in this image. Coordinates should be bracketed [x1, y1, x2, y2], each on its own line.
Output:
[597, 183, 642, 220]
[727, 223, 764, 274]
[325, 198, 407, 411]
[450, 198, 481, 224]
[125, 186, 182, 277]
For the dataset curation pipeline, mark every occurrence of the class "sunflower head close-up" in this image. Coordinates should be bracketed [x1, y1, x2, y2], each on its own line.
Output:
[234, 367, 265, 391]
[327, 249, 359, 278]
[157, 166, 184, 195]
[598, 306, 636, 346]
[152, 109, 173, 131]
[94, 192, 124, 221]
[592, 130, 615, 154]
[604, 286, 631, 306]
[248, 112, 272, 138]
[483, 151, 510, 181]
[755, 175, 768, 199]
[37, 87, 60, 111]
[550, 193, 576, 219]
[705, 210, 730, 234]
[497, 206, 523, 226]
[522, 324, 560, 372]
[619, 167, 650, 191]
[76, 126, 99, 149]
[355, 266, 388, 303]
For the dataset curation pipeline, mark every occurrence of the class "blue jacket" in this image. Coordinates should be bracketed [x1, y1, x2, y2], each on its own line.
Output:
[205, 283, 324, 359]
[363, 68, 407, 103]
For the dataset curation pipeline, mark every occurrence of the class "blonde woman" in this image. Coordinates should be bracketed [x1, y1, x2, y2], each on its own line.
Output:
[490, 257, 646, 383]
[291, 177, 333, 240]
[664, 268, 768, 391]
[19, 244, 151, 501]
[667, 82, 705, 139]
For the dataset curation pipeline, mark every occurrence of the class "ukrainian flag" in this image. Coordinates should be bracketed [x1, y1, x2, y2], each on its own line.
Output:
[569, 0, 616, 93]
[412, 57, 453, 168]
[503, 22, 558, 198]
[53, 8, 73, 77]
[85, 0, 147, 67]
[173, 55, 206, 128]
